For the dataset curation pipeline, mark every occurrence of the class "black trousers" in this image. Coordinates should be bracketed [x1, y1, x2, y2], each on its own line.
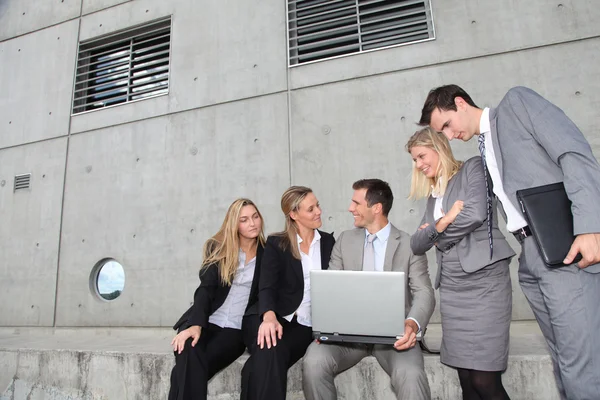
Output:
[241, 314, 313, 400]
[168, 323, 246, 400]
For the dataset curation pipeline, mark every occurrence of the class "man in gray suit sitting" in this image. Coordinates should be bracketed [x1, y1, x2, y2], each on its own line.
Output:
[420, 85, 600, 400]
[302, 179, 435, 400]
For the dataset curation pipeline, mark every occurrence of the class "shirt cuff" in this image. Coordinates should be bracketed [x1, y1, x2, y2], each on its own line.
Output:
[407, 317, 421, 334]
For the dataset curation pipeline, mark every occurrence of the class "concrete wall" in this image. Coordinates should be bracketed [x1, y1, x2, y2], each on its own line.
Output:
[1, 0, 599, 327]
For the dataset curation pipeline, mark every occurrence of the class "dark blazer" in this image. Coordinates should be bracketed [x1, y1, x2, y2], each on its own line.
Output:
[411, 157, 515, 288]
[256, 231, 335, 318]
[172, 243, 264, 331]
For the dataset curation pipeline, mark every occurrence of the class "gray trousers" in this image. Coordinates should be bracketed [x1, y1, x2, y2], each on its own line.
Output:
[302, 341, 430, 400]
[519, 236, 600, 400]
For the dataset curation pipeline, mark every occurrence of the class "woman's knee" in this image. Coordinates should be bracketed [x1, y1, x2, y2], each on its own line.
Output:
[469, 370, 504, 395]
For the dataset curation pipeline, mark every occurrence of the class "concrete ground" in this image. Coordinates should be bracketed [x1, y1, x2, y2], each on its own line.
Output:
[0, 321, 559, 400]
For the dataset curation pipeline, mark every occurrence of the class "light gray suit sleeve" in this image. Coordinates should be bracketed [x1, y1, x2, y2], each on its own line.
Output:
[328, 231, 344, 270]
[506, 87, 600, 235]
[410, 207, 439, 255]
[436, 159, 487, 249]
[406, 250, 435, 329]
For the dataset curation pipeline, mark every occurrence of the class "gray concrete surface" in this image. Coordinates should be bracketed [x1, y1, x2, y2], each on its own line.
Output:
[0, 0, 80, 42]
[82, 0, 132, 16]
[0, 1, 589, 397]
[0, 20, 79, 149]
[0, 138, 67, 326]
[70, 0, 288, 133]
[0, 0, 597, 335]
[0, 322, 559, 400]
[289, 0, 600, 88]
[56, 93, 291, 327]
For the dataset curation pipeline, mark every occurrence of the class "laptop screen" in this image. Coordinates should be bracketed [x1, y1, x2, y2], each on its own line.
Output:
[310, 270, 405, 338]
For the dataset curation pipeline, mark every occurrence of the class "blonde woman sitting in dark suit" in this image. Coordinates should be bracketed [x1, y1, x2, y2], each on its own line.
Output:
[407, 127, 515, 400]
[241, 186, 335, 400]
[169, 198, 266, 400]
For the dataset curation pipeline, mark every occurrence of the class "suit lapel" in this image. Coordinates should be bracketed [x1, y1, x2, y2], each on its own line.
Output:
[442, 172, 459, 213]
[425, 196, 436, 224]
[250, 243, 264, 291]
[383, 225, 401, 272]
[319, 231, 332, 270]
[346, 229, 364, 271]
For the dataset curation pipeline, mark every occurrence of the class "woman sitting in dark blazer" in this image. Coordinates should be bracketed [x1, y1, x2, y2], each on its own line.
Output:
[241, 186, 335, 400]
[168, 198, 266, 400]
[407, 128, 515, 400]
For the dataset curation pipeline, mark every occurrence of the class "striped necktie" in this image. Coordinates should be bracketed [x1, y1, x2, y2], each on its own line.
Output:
[478, 133, 494, 258]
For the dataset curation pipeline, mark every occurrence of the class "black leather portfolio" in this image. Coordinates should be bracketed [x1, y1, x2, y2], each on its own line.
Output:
[516, 182, 581, 267]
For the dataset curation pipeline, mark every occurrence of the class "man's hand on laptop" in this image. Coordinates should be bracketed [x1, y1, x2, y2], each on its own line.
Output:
[258, 311, 283, 349]
[393, 319, 418, 351]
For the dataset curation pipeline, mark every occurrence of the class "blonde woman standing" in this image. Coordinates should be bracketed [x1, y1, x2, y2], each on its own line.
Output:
[407, 128, 515, 400]
[241, 186, 335, 400]
[169, 198, 266, 400]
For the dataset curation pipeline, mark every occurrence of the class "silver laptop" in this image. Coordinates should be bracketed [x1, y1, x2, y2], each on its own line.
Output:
[310, 270, 405, 345]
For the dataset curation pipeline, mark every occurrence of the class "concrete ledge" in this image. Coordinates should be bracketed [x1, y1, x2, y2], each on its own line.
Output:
[0, 322, 560, 400]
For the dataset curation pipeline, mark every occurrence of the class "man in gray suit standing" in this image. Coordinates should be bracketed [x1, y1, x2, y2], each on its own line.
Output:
[419, 85, 600, 400]
[302, 179, 435, 400]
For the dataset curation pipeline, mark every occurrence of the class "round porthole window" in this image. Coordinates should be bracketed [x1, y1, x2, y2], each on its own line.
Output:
[90, 258, 125, 301]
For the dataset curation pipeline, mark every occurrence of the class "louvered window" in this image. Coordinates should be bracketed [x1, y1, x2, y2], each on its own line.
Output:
[72, 17, 171, 114]
[14, 174, 31, 191]
[288, 0, 434, 66]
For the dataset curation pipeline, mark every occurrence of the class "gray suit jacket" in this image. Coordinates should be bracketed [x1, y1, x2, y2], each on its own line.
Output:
[490, 86, 600, 273]
[411, 157, 516, 288]
[329, 224, 435, 330]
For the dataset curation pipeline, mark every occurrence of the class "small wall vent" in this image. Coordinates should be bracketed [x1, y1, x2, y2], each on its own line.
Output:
[14, 173, 31, 191]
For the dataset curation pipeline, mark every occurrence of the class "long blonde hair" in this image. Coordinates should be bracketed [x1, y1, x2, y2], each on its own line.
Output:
[202, 198, 266, 285]
[406, 127, 463, 199]
[274, 186, 313, 260]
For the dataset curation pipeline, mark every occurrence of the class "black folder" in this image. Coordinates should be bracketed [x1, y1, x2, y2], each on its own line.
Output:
[516, 182, 582, 267]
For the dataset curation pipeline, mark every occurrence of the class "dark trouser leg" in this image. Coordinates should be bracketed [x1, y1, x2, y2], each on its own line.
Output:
[242, 315, 313, 400]
[168, 324, 245, 400]
[205, 327, 246, 379]
[241, 315, 261, 400]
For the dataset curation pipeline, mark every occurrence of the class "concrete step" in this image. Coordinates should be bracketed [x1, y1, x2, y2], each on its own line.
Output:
[0, 322, 559, 400]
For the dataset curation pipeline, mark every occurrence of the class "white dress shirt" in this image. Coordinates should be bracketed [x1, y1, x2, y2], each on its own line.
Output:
[480, 107, 528, 232]
[364, 223, 421, 333]
[208, 250, 256, 329]
[284, 230, 322, 327]
[431, 187, 444, 222]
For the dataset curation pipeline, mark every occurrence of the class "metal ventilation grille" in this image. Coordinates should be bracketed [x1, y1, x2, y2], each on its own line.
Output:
[288, 0, 434, 66]
[14, 174, 31, 191]
[72, 17, 171, 114]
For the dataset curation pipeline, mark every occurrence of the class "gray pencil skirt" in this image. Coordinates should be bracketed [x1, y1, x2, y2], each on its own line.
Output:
[439, 248, 512, 371]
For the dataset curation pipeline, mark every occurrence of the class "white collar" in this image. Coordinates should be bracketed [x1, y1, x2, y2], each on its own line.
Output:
[365, 222, 391, 243]
[297, 229, 321, 246]
[479, 107, 491, 136]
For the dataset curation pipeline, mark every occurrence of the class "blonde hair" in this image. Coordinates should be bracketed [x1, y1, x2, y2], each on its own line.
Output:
[202, 198, 266, 286]
[406, 127, 463, 199]
[274, 186, 313, 260]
